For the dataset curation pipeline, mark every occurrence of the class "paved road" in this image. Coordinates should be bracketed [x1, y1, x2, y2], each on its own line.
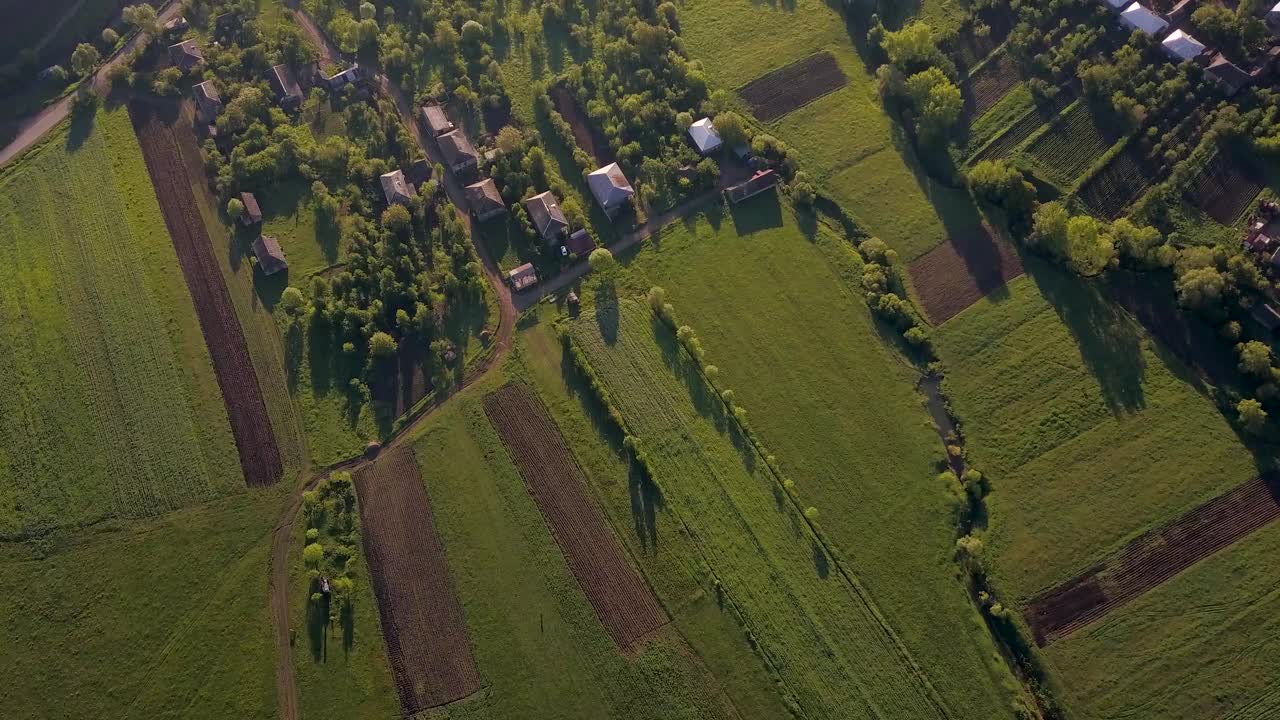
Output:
[0, 2, 183, 168]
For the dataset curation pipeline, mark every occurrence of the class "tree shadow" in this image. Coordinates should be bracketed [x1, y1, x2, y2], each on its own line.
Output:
[306, 581, 329, 662]
[307, 313, 336, 395]
[65, 100, 97, 152]
[284, 320, 304, 392]
[253, 266, 288, 310]
[627, 459, 664, 552]
[340, 598, 354, 653]
[594, 283, 619, 344]
[728, 190, 784, 235]
[812, 540, 830, 579]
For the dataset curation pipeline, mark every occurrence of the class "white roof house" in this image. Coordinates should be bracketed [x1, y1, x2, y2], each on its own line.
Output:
[587, 163, 635, 215]
[1102, 0, 1128, 10]
[1267, 1, 1280, 30]
[1119, 3, 1168, 35]
[1162, 29, 1206, 62]
[688, 118, 723, 154]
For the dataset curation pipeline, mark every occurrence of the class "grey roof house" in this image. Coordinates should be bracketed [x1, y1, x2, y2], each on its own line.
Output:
[239, 192, 263, 226]
[421, 103, 455, 136]
[168, 40, 204, 72]
[587, 163, 635, 217]
[380, 169, 417, 206]
[523, 190, 569, 242]
[465, 178, 506, 221]
[253, 235, 288, 275]
[438, 130, 478, 174]
[192, 81, 222, 124]
[268, 64, 304, 109]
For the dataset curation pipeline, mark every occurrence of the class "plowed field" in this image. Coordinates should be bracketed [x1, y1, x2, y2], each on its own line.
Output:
[483, 383, 666, 650]
[908, 229, 1025, 324]
[962, 52, 1019, 120]
[1186, 151, 1264, 225]
[128, 100, 282, 487]
[353, 447, 481, 713]
[1025, 472, 1280, 645]
[1079, 144, 1152, 220]
[738, 52, 848, 123]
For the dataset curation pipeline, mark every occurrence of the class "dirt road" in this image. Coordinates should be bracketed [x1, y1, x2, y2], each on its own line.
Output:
[0, 1, 183, 168]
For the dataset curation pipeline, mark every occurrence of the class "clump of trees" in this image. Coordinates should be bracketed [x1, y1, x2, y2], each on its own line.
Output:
[857, 237, 931, 350]
[302, 472, 360, 635]
[872, 21, 964, 146]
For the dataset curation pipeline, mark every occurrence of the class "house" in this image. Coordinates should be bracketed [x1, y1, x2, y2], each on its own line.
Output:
[239, 192, 263, 226]
[380, 170, 416, 206]
[192, 80, 222, 124]
[507, 262, 538, 291]
[1206, 54, 1253, 96]
[464, 178, 506, 221]
[1119, 3, 1168, 36]
[163, 16, 190, 34]
[587, 163, 635, 217]
[725, 169, 778, 204]
[524, 191, 569, 242]
[324, 64, 361, 91]
[1163, 0, 1195, 25]
[1269, 1, 1280, 33]
[1100, 0, 1129, 10]
[168, 40, 203, 72]
[267, 64, 303, 109]
[1252, 303, 1280, 336]
[420, 103, 455, 136]
[438, 130, 479, 174]
[1162, 29, 1206, 62]
[688, 118, 723, 155]
[252, 235, 288, 275]
[564, 229, 596, 257]
[404, 159, 433, 189]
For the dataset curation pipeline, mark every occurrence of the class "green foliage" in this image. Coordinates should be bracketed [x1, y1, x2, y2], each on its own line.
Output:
[369, 331, 397, 359]
[1238, 397, 1268, 434]
[967, 160, 1035, 219]
[904, 67, 962, 141]
[1237, 341, 1273, 379]
[588, 247, 615, 273]
[70, 42, 100, 76]
[882, 22, 950, 75]
[226, 197, 245, 219]
[714, 111, 750, 148]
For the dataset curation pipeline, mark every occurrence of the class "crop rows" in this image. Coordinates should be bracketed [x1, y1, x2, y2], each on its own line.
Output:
[483, 382, 666, 650]
[1025, 472, 1280, 645]
[353, 447, 481, 713]
[1185, 150, 1264, 225]
[738, 52, 849, 123]
[962, 52, 1020, 120]
[572, 301, 947, 720]
[967, 86, 1077, 165]
[907, 229, 1025, 324]
[1025, 102, 1118, 187]
[1078, 144, 1152, 220]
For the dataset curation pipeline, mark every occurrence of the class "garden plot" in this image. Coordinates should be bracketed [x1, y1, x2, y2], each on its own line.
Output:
[737, 52, 848, 123]
[1024, 101, 1120, 187]
[961, 52, 1020, 120]
[907, 229, 1025, 324]
[1186, 150, 1265, 226]
[1078, 143, 1153, 220]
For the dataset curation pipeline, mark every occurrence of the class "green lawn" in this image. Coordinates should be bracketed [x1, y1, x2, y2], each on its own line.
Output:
[1045, 520, 1280, 720]
[0, 108, 243, 535]
[0, 489, 284, 720]
[933, 263, 1260, 602]
[258, 179, 345, 283]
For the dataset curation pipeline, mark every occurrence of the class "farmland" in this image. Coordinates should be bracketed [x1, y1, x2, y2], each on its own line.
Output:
[968, 88, 1077, 164]
[1023, 101, 1121, 188]
[933, 264, 1260, 604]
[908, 228, 1026, 324]
[353, 447, 481, 713]
[0, 107, 243, 534]
[1079, 142, 1154, 219]
[737, 52, 848, 123]
[484, 383, 667, 650]
[1186, 150, 1265, 225]
[962, 52, 1021, 120]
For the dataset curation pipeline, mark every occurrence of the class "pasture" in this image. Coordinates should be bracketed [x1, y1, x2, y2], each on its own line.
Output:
[0, 107, 243, 534]
[932, 263, 1260, 603]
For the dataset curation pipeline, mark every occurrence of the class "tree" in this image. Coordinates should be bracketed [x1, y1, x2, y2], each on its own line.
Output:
[1175, 265, 1226, 313]
[71, 43, 100, 77]
[102, 28, 119, 47]
[804, 506, 820, 521]
[280, 287, 307, 318]
[122, 4, 159, 35]
[382, 203, 411, 233]
[1111, 218, 1169, 267]
[303, 542, 325, 568]
[461, 20, 487, 45]
[967, 160, 1035, 217]
[227, 197, 245, 219]
[369, 331, 398, 359]
[1031, 201, 1071, 255]
[882, 22, 942, 73]
[905, 68, 961, 141]
[1238, 398, 1268, 434]
[1238, 341, 1273, 379]
[647, 285, 667, 312]
[588, 247, 615, 274]
[713, 112, 749, 149]
[1065, 215, 1115, 276]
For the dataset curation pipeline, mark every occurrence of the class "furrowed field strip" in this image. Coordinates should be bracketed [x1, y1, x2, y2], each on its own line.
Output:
[737, 52, 848, 123]
[129, 101, 282, 487]
[1025, 101, 1118, 186]
[968, 86, 1076, 164]
[572, 301, 948, 720]
[907, 230, 1025, 324]
[354, 447, 481, 714]
[1026, 473, 1280, 645]
[963, 52, 1020, 119]
[483, 383, 667, 650]
[1079, 143, 1151, 219]
[1186, 150, 1264, 225]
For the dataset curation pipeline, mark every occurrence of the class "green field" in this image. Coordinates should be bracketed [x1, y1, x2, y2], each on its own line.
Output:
[933, 264, 1259, 602]
[1023, 101, 1120, 188]
[1046, 517, 1280, 720]
[965, 83, 1034, 157]
[258, 180, 345, 283]
[0, 0, 129, 65]
[0, 108, 243, 535]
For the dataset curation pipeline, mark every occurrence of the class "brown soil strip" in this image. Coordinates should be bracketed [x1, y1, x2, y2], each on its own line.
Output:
[907, 229, 1025, 324]
[738, 52, 848, 123]
[483, 383, 667, 650]
[127, 100, 282, 487]
[354, 447, 481, 713]
[1025, 472, 1280, 646]
[962, 52, 1020, 120]
[550, 84, 615, 165]
[1079, 144, 1153, 220]
[1186, 151, 1264, 225]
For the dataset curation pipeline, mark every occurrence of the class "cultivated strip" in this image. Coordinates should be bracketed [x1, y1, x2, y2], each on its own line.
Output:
[908, 230, 1025, 324]
[128, 100, 282, 487]
[354, 447, 481, 713]
[483, 383, 667, 650]
[737, 52, 848, 123]
[1185, 150, 1264, 225]
[1025, 472, 1280, 645]
[961, 52, 1019, 120]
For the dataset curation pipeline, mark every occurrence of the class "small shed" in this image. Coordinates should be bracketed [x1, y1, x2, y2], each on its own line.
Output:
[405, 159, 433, 189]
[464, 178, 506, 221]
[725, 169, 778, 204]
[192, 80, 222, 124]
[163, 16, 189, 33]
[1164, 0, 1195, 25]
[1162, 30, 1206, 62]
[324, 64, 361, 91]
[1119, 3, 1168, 35]
[168, 39, 204, 72]
[380, 169, 416, 206]
[688, 118, 723, 155]
[587, 163, 635, 217]
[239, 192, 262, 226]
[420, 103, 455, 136]
[1206, 54, 1253, 96]
[1252, 303, 1280, 336]
[252, 235, 288, 275]
[507, 263, 538, 292]
[565, 229, 596, 257]
[438, 130, 478, 174]
[267, 64, 303, 109]
[524, 190, 569, 242]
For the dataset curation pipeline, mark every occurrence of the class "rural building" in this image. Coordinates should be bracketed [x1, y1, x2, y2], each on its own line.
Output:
[725, 169, 778, 204]
[252, 235, 288, 275]
[1206, 54, 1253, 96]
[1099, 0, 1129, 10]
[507, 262, 538, 291]
[1119, 3, 1168, 36]
[1162, 30, 1206, 62]
[1269, 2, 1280, 33]
[405, 159, 433, 189]
[1164, 0, 1195, 25]
[192, 81, 222, 124]
[163, 16, 189, 33]
[464, 178, 506, 221]
[168, 40, 204, 72]
[324, 64, 361, 91]
[267, 64, 303, 109]
[565, 229, 596, 257]
[239, 192, 263, 226]
[438, 130, 479, 174]
[587, 163, 635, 217]
[1251, 303, 1280, 336]
[524, 191, 569, 243]
[688, 118, 723, 155]
[420, 103, 455, 136]
[380, 169, 416, 206]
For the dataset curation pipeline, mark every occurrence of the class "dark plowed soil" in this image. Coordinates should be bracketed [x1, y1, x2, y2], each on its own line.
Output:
[962, 52, 1020, 120]
[1025, 472, 1280, 645]
[908, 229, 1025, 324]
[551, 84, 614, 165]
[354, 447, 481, 712]
[1186, 151, 1264, 225]
[484, 383, 667, 650]
[738, 52, 849, 123]
[128, 100, 282, 487]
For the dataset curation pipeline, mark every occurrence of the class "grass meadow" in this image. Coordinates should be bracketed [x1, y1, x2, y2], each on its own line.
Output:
[933, 263, 1259, 602]
[0, 108, 244, 535]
